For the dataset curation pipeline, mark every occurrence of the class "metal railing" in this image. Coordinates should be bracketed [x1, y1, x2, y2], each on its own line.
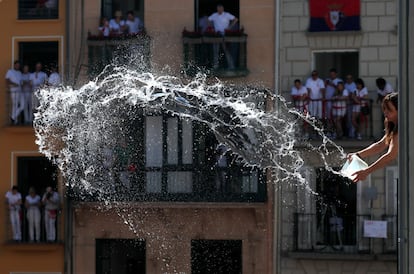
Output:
[294, 213, 372, 254]
[5, 206, 62, 243]
[182, 30, 248, 77]
[18, 0, 59, 20]
[382, 215, 397, 253]
[291, 98, 374, 140]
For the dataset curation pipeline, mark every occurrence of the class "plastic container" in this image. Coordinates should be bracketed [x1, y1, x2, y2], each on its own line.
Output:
[340, 154, 368, 180]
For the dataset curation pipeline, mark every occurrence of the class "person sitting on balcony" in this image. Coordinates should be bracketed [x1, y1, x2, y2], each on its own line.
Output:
[47, 64, 61, 86]
[350, 78, 368, 140]
[30, 62, 48, 112]
[5, 186, 22, 242]
[125, 10, 143, 34]
[109, 10, 126, 35]
[376, 77, 395, 103]
[42, 186, 60, 242]
[21, 65, 33, 124]
[25, 187, 41, 242]
[332, 81, 349, 139]
[348, 92, 398, 182]
[98, 17, 110, 37]
[5, 60, 24, 124]
[208, 4, 238, 69]
[305, 70, 325, 120]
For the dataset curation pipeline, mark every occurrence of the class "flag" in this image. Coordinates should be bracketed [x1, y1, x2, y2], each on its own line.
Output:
[309, 0, 361, 32]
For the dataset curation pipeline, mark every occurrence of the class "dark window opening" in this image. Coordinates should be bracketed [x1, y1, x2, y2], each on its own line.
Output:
[18, 0, 59, 20]
[96, 239, 146, 274]
[314, 51, 359, 81]
[191, 240, 242, 274]
[316, 168, 357, 247]
[19, 41, 59, 73]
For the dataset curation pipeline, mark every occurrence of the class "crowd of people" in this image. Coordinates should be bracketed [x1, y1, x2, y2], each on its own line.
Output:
[291, 68, 396, 140]
[5, 185, 60, 243]
[98, 10, 144, 37]
[5, 60, 61, 125]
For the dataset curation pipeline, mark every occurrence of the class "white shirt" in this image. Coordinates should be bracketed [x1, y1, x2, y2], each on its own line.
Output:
[291, 85, 308, 97]
[109, 19, 125, 34]
[43, 191, 60, 210]
[356, 87, 368, 98]
[99, 26, 110, 37]
[377, 82, 395, 97]
[305, 77, 325, 99]
[30, 71, 48, 90]
[325, 77, 342, 99]
[21, 73, 32, 93]
[48, 72, 61, 86]
[26, 194, 41, 209]
[208, 12, 235, 34]
[344, 82, 356, 95]
[125, 17, 142, 34]
[5, 69, 22, 91]
[6, 191, 21, 210]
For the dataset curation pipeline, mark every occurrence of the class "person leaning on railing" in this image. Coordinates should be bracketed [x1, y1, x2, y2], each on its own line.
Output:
[331, 81, 349, 139]
[25, 187, 41, 242]
[5, 60, 24, 124]
[347, 93, 398, 182]
[5, 186, 22, 242]
[42, 186, 60, 242]
[350, 78, 368, 140]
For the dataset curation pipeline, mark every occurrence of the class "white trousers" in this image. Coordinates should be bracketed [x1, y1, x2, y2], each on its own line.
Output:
[10, 90, 25, 122]
[9, 209, 22, 240]
[27, 207, 41, 241]
[23, 92, 33, 123]
[45, 209, 57, 241]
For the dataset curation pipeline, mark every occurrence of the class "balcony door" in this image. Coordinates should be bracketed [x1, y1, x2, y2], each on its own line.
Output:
[313, 51, 359, 80]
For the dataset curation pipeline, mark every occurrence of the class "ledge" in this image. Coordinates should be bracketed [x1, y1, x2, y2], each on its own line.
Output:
[286, 251, 375, 261]
[4, 241, 64, 252]
[73, 201, 267, 209]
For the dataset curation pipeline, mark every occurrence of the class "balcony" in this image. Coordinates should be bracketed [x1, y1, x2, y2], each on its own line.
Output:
[5, 207, 62, 244]
[293, 213, 397, 255]
[182, 30, 248, 78]
[87, 32, 151, 78]
[291, 97, 374, 141]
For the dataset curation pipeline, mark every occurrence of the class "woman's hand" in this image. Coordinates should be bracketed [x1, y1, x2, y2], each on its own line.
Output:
[346, 153, 356, 162]
[352, 168, 370, 183]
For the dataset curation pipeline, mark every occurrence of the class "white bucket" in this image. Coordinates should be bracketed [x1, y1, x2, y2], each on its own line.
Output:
[340, 154, 368, 180]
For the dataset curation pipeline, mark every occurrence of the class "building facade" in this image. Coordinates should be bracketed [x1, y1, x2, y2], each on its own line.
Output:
[0, 0, 66, 273]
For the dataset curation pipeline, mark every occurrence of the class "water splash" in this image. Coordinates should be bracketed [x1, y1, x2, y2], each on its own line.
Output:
[34, 64, 347, 202]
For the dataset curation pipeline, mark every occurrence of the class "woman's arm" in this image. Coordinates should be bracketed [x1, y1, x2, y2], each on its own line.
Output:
[352, 134, 398, 182]
[348, 135, 388, 161]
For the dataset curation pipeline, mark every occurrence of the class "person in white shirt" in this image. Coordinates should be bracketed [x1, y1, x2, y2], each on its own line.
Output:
[5, 61, 24, 124]
[25, 187, 41, 242]
[21, 65, 33, 124]
[324, 68, 343, 120]
[344, 74, 357, 138]
[305, 70, 325, 119]
[376, 77, 395, 103]
[30, 62, 48, 112]
[351, 78, 369, 140]
[98, 17, 110, 37]
[42, 186, 60, 242]
[47, 64, 61, 86]
[332, 82, 349, 139]
[291, 79, 308, 112]
[208, 4, 238, 69]
[109, 10, 126, 35]
[5, 186, 22, 241]
[125, 10, 143, 34]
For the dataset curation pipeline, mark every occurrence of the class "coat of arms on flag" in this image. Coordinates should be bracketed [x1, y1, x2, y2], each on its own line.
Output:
[309, 0, 361, 32]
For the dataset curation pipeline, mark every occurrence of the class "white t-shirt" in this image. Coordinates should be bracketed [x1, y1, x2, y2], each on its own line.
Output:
[48, 72, 61, 86]
[6, 191, 21, 210]
[325, 77, 342, 99]
[377, 82, 395, 97]
[291, 85, 308, 97]
[305, 77, 325, 99]
[21, 73, 32, 93]
[26, 194, 41, 209]
[30, 71, 48, 90]
[344, 82, 356, 95]
[5, 69, 22, 92]
[109, 19, 126, 34]
[208, 12, 236, 34]
[125, 17, 142, 34]
[99, 26, 110, 37]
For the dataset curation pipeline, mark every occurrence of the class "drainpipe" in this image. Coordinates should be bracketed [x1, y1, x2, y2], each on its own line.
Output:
[273, 0, 281, 274]
[64, 0, 73, 274]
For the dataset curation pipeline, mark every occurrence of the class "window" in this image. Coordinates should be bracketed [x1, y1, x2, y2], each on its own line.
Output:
[96, 239, 146, 274]
[101, 0, 144, 23]
[195, 0, 239, 30]
[191, 240, 242, 274]
[18, 0, 59, 20]
[313, 51, 359, 80]
[19, 41, 59, 72]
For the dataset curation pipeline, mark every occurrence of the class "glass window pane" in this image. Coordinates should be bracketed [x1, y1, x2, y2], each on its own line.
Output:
[146, 172, 162, 193]
[167, 172, 192, 193]
[182, 119, 193, 164]
[145, 116, 163, 167]
[167, 117, 178, 165]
